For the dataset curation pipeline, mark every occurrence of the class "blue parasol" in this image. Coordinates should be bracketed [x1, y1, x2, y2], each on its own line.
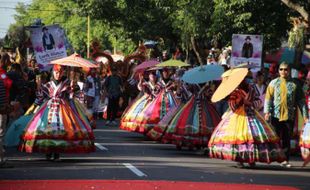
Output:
[4, 115, 32, 147]
[181, 64, 224, 84]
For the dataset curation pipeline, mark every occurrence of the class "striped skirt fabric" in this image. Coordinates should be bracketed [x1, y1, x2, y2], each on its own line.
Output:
[208, 106, 285, 163]
[19, 99, 95, 153]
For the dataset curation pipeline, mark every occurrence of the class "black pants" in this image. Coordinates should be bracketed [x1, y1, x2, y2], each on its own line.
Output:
[107, 96, 120, 121]
[271, 117, 294, 161]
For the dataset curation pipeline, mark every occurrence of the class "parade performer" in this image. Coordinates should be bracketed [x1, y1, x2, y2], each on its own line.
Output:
[300, 72, 310, 167]
[120, 71, 160, 132]
[147, 78, 193, 141]
[135, 68, 178, 133]
[19, 64, 95, 161]
[209, 68, 285, 167]
[163, 84, 220, 150]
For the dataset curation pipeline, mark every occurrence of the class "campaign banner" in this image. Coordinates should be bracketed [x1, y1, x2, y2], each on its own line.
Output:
[231, 34, 263, 71]
[30, 24, 67, 69]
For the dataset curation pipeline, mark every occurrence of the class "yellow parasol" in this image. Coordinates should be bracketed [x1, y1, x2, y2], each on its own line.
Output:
[211, 68, 248, 103]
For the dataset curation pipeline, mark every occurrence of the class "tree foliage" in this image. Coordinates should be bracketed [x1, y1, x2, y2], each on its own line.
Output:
[4, 0, 310, 61]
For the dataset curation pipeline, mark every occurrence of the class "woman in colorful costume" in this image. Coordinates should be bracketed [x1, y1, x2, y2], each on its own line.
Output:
[208, 68, 285, 167]
[147, 78, 193, 141]
[19, 64, 95, 161]
[135, 68, 178, 133]
[120, 71, 160, 132]
[163, 83, 221, 150]
[300, 72, 310, 167]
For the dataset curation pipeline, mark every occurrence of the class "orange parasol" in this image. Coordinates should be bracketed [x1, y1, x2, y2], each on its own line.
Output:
[211, 68, 248, 103]
[50, 53, 99, 68]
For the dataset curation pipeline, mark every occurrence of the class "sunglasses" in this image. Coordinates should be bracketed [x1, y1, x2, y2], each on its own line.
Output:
[279, 68, 288, 71]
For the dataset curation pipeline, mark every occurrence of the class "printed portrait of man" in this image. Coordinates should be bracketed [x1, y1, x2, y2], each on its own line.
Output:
[42, 27, 55, 51]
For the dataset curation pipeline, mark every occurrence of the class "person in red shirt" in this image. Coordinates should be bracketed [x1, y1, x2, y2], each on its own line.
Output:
[0, 53, 18, 167]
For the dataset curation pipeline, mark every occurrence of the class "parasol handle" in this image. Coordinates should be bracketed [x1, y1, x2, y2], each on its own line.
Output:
[198, 63, 205, 71]
[198, 83, 208, 94]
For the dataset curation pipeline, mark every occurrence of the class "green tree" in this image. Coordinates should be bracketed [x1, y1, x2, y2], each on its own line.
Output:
[211, 0, 290, 51]
[10, 0, 137, 56]
[282, 0, 309, 66]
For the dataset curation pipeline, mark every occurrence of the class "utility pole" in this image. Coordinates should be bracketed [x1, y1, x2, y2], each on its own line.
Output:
[87, 15, 90, 58]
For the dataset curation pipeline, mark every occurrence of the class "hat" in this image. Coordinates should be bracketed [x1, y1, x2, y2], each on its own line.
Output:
[42, 27, 48, 32]
[211, 68, 248, 102]
[53, 64, 63, 72]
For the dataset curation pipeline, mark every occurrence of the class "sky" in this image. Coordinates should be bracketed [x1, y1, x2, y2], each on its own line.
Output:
[0, 0, 32, 38]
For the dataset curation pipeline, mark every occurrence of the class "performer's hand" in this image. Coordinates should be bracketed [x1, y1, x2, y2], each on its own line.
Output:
[264, 113, 271, 121]
[304, 117, 308, 124]
[243, 99, 251, 106]
[139, 73, 144, 81]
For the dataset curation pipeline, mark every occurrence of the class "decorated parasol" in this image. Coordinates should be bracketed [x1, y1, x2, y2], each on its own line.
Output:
[181, 65, 224, 84]
[133, 60, 160, 73]
[211, 68, 248, 103]
[156, 59, 190, 67]
[50, 53, 99, 68]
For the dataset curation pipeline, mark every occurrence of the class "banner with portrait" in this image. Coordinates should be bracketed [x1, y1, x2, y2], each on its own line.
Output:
[29, 24, 67, 70]
[231, 34, 263, 71]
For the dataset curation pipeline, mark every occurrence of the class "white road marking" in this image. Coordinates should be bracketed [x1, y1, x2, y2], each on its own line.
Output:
[95, 143, 109, 151]
[122, 163, 147, 177]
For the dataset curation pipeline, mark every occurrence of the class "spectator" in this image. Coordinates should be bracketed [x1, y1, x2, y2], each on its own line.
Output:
[254, 71, 266, 115]
[0, 53, 19, 168]
[104, 67, 123, 125]
[264, 62, 308, 168]
[84, 68, 101, 119]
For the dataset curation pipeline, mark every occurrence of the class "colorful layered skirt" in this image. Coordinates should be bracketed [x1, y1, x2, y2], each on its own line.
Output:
[300, 121, 310, 161]
[19, 99, 95, 153]
[71, 99, 96, 129]
[134, 90, 178, 133]
[291, 107, 305, 154]
[120, 94, 152, 132]
[5, 104, 40, 147]
[162, 96, 220, 148]
[147, 104, 183, 141]
[208, 106, 285, 163]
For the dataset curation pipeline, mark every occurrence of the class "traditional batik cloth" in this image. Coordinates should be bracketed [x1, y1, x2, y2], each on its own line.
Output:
[19, 79, 95, 153]
[120, 81, 159, 132]
[134, 79, 178, 133]
[300, 94, 310, 160]
[264, 77, 307, 122]
[209, 86, 285, 163]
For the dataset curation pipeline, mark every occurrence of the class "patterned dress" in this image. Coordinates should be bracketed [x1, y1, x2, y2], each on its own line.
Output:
[19, 79, 95, 153]
[163, 86, 220, 148]
[147, 82, 193, 141]
[120, 81, 160, 132]
[300, 93, 310, 160]
[208, 84, 285, 164]
[134, 79, 178, 133]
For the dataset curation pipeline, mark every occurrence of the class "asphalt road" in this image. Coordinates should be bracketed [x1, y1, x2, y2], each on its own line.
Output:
[1, 119, 310, 189]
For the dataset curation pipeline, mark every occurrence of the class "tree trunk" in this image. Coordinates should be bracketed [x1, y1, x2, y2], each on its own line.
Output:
[190, 37, 205, 65]
[281, 0, 309, 25]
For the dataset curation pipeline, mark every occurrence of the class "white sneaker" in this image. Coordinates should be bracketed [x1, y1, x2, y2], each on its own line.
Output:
[280, 161, 292, 168]
[105, 121, 111, 125]
[111, 121, 118, 125]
